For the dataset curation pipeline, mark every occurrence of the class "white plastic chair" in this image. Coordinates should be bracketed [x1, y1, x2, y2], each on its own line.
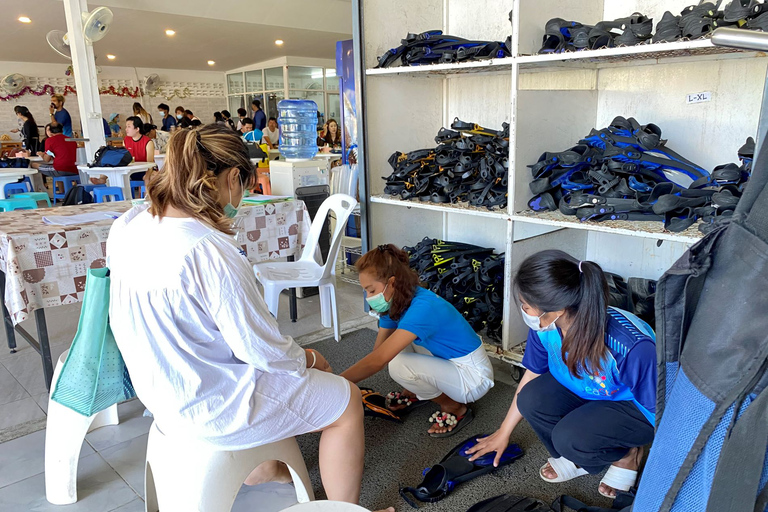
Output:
[45, 350, 120, 505]
[282, 501, 371, 511]
[144, 422, 314, 512]
[254, 193, 357, 341]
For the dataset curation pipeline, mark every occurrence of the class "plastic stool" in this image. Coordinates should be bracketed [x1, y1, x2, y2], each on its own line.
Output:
[44, 350, 120, 504]
[144, 422, 314, 512]
[52, 175, 80, 203]
[130, 180, 146, 199]
[0, 197, 39, 211]
[4, 182, 29, 196]
[11, 192, 52, 208]
[93, 186, 125, 203]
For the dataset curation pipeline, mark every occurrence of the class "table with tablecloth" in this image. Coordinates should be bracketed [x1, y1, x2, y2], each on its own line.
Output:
[0, 199, 311, 389]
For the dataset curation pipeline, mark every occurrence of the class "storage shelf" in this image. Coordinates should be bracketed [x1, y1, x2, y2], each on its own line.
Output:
[512, 209, 703, 244]
[366, 57, 515, 76]
[365, 40, 760, 77]
[517, 38, 758, 72]
[371, 194, 511, 219]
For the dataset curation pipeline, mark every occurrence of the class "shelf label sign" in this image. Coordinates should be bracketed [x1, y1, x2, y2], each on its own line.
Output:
[686, 91, 712, 104]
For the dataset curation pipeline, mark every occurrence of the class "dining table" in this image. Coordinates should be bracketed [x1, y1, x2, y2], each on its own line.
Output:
[0, 198, 312, 390]
[77, 162, 156, 199]
[0, 168, 39, 199]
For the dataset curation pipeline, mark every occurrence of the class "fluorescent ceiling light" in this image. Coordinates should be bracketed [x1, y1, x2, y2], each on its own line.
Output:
[165, 29, 176, 36]
[107, 54, 116, 60]
[18, 16, 31, 23]
[207, 60, 215, 66]
[275, 39, 284, 46]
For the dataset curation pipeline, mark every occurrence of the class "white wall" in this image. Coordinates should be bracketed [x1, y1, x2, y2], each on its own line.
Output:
[0, 61, 226, 140]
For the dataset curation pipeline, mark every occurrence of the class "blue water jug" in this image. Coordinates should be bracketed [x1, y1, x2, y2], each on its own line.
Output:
[278, 99, 318, 160]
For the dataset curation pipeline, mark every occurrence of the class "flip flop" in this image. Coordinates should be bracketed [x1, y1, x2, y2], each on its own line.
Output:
[428, 408, 475, 438]
[539, 456, 589, 483]
[599, 465, 638, 499]
[386, 391, 430, 414]
[360, 387, 403, 423]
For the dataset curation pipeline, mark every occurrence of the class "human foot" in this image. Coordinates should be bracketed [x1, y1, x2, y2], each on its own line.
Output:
[244, 460, 292, 486]
[427, 404, 468, 435]
[598, 446, 643, 498]
[90, 175, 108, 185]
[386, 389, 418, 411]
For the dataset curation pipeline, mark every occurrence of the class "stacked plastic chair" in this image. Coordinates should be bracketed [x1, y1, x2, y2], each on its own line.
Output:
[404, 238, 505, 342]
[383, 119, 509, 210]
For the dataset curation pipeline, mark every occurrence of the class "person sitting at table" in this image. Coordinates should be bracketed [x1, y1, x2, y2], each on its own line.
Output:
[49, 94, 73, 137]
[221, 109, 236, 131]
[14, 106, 40, 156]
[143, 123, 168, 154]
[90, 117, 156, 186]
[157, 103, 176, 132]
[236, 108, 249, 131]
[318, 119, 342, 153]
[28, 124, 77, 186]
[175, 105, 186, 121]
[185, 109, 200, 122]
[108, 113, 122, 137]
[262, 117, 279, 149]
[240, 118, 263, 144]
[106, 123, 386, 511]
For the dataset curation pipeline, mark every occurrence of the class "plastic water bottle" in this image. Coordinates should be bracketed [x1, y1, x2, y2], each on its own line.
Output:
[278, 99, 318, 160]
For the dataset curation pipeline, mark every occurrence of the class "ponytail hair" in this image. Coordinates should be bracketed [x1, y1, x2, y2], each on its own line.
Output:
[355, 244, 420, 321]
[514, 249, 609, 377]
[148, 124, 254, 234]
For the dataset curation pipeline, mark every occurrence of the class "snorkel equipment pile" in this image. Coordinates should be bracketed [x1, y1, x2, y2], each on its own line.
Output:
[537, 1, 768, 54]
[383, 118, 509, 210]
[527, 115, 752, 233]
[375, 30, 512, 68]
[404, 238, 505, 342]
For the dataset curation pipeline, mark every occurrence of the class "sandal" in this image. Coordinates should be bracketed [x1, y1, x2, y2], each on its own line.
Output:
[360, 387, 403, 423]
[539, 457, 589, 483]
[399, 435, 523, 507]
[599, 465, 639, 499]
[428, 407, 475, 438]
[386, 391, 429, 413]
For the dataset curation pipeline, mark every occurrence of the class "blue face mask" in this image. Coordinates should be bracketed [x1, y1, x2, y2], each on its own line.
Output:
[366, 283, 391, 313]
[176, 114, 183, 119]
[224, 175, 244, 218]
[159, 111, 165, 118]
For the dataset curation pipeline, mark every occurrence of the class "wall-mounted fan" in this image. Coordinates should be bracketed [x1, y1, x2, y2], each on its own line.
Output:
[0, 74, 26, 94]
[143, 74, 160, 94]
[45, 7, 114, 60]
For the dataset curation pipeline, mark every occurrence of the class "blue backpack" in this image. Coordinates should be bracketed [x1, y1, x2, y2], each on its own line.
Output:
[89, 146, 132, 167]
[633, 135, 768, 511]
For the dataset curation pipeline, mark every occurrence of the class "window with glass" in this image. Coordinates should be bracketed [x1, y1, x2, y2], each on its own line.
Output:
[245, 70, 264, 92]
[264, 67, 284, 90]
[227, 73, 244, 95]
[327, 93, 340, 122]
[265, 91, 285, 121]
[288, 67, 324, 91]
[325, 69, 339, 92]
[228, 95, 245, 117]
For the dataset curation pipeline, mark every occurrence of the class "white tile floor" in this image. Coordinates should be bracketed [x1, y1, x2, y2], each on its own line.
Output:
[0, 279, 374, 511]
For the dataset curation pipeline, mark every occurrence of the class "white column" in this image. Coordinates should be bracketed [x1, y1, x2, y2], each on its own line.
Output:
[62, 0, 106, 162]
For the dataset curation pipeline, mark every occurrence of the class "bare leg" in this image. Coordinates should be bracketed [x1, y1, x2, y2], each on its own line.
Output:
[244, 460, 292, 486]
[427, 394, 467, 435]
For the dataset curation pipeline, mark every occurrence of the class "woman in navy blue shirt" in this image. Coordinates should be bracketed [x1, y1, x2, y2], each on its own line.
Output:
[467, 250, 656, 499]
[340, 245, 494, 437]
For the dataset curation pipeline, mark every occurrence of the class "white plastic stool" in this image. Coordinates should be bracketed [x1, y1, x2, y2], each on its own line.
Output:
[282, 501, 371, 511]
[45, 349, 120, 504]
[144, 421, 314, 512]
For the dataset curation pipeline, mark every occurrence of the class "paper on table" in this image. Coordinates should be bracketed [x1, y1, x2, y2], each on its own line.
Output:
[242, 195, 293, 204]
[42, 212, 123, 226]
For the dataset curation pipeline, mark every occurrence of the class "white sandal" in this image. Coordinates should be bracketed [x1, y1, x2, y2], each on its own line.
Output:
[599, 465, 638, 498]
[539, 457, 589, 483]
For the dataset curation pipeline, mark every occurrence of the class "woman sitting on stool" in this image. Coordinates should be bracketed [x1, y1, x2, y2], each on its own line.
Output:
[467, 250, 655, 499]
[341, 244, 494, 437]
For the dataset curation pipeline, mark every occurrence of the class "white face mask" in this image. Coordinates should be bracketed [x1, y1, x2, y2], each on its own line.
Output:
[521, 305, 561, 332]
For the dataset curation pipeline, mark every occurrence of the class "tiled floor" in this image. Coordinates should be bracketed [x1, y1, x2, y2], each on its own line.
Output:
[0, 278, 374, 511]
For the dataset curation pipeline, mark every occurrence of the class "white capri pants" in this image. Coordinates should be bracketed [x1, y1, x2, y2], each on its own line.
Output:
[388, 344, 494, 403]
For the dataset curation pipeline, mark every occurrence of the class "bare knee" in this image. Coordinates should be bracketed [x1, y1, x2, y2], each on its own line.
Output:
[328, 381, 363, 430]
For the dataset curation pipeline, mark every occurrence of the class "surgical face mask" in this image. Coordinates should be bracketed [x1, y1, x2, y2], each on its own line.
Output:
[521, 305, 560, 332]
[159, 111, 165, 118]
[176, 114, 183, 119]
[366, 283, 391, 313]
[223, 175, 244, 218]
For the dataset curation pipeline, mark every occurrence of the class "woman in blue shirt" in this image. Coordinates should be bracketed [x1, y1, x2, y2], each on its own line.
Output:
[340, 244, 494, 437]
[467, 250, 656, 499]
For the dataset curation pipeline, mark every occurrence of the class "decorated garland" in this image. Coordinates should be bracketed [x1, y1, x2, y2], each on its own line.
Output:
[0, 83, 140, 101]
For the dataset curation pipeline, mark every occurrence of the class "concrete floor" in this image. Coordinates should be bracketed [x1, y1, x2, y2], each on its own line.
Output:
[0, 278, 375, 512]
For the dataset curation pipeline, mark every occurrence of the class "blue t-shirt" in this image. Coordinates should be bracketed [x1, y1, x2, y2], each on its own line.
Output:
[55, 108, 73, 137]
[161, 115, 177, 132]
[243, 130, 264, 143]
[378, 287, 481, 360]
[522, 307, 657, 424]
[252, 109, 267, 131]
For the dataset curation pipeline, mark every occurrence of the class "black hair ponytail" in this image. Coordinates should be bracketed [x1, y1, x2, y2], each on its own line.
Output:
[514, 250, 609, 377]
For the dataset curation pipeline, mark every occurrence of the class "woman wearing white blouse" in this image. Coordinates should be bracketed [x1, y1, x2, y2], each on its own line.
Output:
[106, 124, 367, 504]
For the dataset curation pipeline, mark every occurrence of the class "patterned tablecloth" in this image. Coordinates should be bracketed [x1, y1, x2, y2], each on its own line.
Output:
[0, 199, 310, 325]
